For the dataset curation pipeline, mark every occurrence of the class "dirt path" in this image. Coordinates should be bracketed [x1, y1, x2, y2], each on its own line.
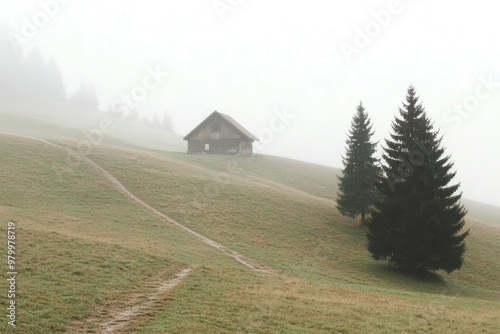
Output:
[97, 267, 192, 334]
[72, 149, 272, 273]
[66, 266, 192, 333]
[1, 132, 272, 273]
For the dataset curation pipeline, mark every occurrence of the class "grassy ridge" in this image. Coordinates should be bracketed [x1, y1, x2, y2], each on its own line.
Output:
[85, 143, 500, 294]
[0, 96, 185, 152]
[0, 135, 237, 266]
[0, 134, 241, 333]
[462, 198, 500, 228]
[1, 133, 499, 333]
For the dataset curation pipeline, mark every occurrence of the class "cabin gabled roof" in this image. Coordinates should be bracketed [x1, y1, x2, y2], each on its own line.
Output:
[183, 111, 259, 141]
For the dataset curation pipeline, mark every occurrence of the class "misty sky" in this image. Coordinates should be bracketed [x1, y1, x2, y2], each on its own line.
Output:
[1, 0, 500, 206]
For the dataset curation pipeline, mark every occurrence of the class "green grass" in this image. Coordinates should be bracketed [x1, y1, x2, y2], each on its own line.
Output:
[138, 266, 500, 333]
[83, 143, 500, 294]
[1, 126, 499, 333]
[0, 227, 173, 333]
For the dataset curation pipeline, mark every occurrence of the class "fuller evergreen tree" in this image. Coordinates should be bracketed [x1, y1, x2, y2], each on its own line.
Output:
[337, 102, 379, 226]
[367, 86, 469, 273]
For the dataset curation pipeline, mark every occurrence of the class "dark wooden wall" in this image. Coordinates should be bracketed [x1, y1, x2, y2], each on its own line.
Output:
[187, 139, 253, 154]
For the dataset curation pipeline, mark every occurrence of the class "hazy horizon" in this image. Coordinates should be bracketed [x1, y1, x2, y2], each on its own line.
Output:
[1, 0, 499, 207]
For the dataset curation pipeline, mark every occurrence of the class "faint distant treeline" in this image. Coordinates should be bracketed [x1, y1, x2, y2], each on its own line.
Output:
[1, 41, 65, 102]
[0, 37, 174, 132]
[0, 38, 98, 109]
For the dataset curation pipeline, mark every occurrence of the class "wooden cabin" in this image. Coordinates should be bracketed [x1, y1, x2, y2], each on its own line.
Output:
[183, 111, 258, 155]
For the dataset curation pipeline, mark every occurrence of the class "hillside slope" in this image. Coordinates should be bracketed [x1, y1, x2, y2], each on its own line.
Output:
[462, 198, 500, 228]
[0, 96, 185, 152]
[1, 133, 499, 333]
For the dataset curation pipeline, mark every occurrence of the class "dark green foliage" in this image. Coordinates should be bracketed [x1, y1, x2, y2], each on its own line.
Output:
[367, 86, 469, 273]
[337, 102, 380, 226]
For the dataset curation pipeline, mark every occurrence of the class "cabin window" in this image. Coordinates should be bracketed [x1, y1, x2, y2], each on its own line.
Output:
[205, 143, 209, 151]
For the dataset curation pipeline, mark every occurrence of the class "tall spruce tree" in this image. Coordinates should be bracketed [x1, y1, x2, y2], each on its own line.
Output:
[367, 86, 469, 273]
[337, 102, 379, 226]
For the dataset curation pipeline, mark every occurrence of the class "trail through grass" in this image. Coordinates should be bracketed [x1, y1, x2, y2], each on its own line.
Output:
[1, 132, 499, 333]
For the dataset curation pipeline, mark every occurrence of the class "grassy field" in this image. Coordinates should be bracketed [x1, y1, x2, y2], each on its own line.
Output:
[1, 123, 499, 332]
